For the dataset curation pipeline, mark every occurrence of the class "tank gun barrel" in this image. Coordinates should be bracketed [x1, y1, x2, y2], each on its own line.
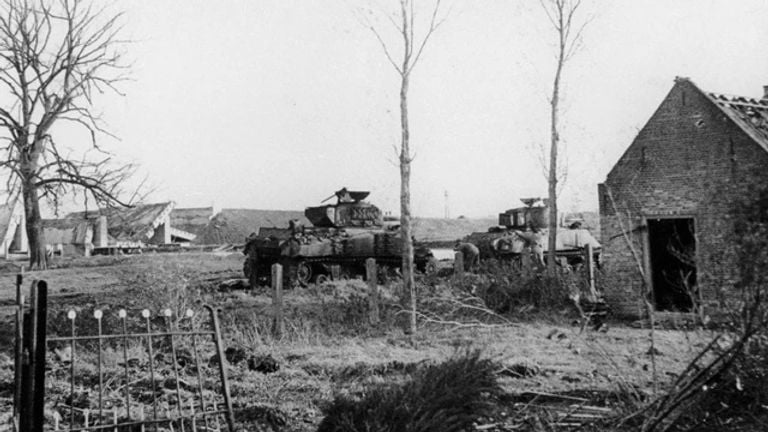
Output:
[321, 192, 338, 204]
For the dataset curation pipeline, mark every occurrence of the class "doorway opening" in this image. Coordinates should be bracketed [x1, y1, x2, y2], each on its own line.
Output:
[647, 218, 696, 312]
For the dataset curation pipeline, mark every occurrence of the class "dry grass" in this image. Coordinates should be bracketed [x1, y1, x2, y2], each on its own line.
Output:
[0, 252, 721, 431]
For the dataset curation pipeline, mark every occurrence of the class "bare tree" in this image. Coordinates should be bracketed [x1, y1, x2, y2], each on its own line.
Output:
[539, 0, 587, 274]
[0, 0, 135, 269]
[361, 0, 446, 334]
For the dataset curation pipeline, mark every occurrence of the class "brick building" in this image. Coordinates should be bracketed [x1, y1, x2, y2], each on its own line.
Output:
[598, 77, 768, 317]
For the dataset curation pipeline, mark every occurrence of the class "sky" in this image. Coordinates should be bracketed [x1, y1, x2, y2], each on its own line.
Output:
[38, 1, 768, 218]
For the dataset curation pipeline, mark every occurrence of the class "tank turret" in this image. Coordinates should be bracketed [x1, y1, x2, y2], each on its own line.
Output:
[304, 188, 383, 228]
[498, 197, 549, 229]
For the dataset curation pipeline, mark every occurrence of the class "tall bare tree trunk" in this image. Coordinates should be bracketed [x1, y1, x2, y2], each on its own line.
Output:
[362, 0, 444, 335]
[21, 173, 47, 269]
[19, 132, 47, 269]
[547, 56, 563, 275]
[543, 0, 584, 275]
[400, 72, 416, 334]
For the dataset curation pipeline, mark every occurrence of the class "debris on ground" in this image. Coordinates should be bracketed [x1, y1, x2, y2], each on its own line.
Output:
[248, 354, 280, 374]
[499, 360, 540, 378]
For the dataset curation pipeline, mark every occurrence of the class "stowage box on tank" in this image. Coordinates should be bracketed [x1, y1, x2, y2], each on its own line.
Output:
[243, 188, 436, 287]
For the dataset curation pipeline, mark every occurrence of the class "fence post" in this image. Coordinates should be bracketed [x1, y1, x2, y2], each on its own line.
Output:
[20, 280, 47, 432]
[13, 273, 23, 422]
[271, 264, 284, 339]
[19, 281, 35, 432]
[584, 244, 597, 300]
[366, 258, 379, 325]
[207, 305, 236, 432]
[454, 251, 464, 278]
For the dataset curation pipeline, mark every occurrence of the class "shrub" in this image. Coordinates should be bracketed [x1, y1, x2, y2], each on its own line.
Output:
[317, 350, 502, 432]
[458, 259, 578, 314]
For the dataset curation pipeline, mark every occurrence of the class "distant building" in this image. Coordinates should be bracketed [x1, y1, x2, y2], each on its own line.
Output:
[598, 77, 768, 317]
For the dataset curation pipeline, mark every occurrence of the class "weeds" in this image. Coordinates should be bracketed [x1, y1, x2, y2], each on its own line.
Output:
[454, 259, 582, 314]
[317, 350, 502, 432]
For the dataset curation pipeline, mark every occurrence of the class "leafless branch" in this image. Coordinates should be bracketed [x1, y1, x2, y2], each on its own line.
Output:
[0, 0, 138, 267]
[368, 23, 403, 75]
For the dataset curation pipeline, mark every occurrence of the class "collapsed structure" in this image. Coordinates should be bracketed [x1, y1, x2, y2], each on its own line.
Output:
[599, 77, 768, 317]
[36, 202, 196, 256]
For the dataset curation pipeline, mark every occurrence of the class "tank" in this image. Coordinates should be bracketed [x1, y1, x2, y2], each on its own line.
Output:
[464, 198, 601, 267]
[244, 188, 436, 287]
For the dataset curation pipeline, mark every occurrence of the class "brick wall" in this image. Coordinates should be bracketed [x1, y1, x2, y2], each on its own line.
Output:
[599, 78, 768, 318]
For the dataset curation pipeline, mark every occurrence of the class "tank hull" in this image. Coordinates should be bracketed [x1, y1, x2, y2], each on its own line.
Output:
[244, 189, 436, 287]
[244, 226, 435, 287]
[464, 228, 601, 267]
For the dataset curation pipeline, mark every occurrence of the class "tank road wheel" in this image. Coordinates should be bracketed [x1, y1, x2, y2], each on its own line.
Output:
[314, 274, 329, 284]
[296, 261, 313, 287]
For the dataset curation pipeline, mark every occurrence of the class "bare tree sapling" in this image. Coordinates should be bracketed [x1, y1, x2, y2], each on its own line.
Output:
[361, 0, 446, 334]
[539, 0, 587, 274]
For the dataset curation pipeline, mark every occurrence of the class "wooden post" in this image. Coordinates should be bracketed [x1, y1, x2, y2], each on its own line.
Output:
[271, 264, 284, 339]
[19, 281, 35, 432]
[366, 258, 379, 325]
[454, 251, 464, 278]
[20, 280, 47, 432]
[584, 244, 597, 300]
[13, 274, 23, 420]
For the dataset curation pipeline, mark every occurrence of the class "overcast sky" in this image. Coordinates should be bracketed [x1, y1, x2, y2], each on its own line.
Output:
[50, 0, 768, 218]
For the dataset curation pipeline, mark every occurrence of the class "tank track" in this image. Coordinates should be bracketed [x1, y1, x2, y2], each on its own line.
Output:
[247, 254, 431, 288]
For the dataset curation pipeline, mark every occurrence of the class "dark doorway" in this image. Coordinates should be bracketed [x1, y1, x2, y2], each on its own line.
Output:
[647, 218, 696, 312]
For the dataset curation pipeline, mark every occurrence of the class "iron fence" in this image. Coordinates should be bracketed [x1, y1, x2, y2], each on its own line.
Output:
[14, 275, 235, 432]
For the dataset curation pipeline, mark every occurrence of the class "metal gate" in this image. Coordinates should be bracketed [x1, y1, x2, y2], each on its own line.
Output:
[13, 276, 235, 432]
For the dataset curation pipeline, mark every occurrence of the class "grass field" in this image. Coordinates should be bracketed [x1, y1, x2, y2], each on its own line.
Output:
[0, 252, 714, 431]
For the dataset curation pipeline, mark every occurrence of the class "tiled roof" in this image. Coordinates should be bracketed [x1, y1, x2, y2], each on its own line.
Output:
[170, 207, 213, 235]
[41, 220, 91, 244]
[706, 91, 768, 152]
